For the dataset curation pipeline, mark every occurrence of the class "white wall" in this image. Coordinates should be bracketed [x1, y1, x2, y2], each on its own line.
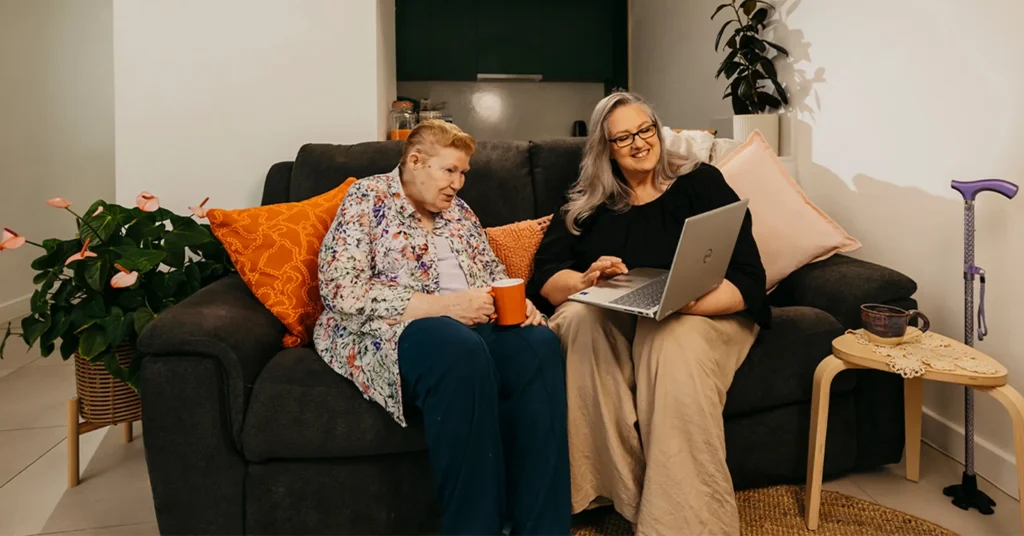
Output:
[632, 0, 1024, 498]
[113, 0, 388, 213]
[0, 0, 115, 322]
[377, 0, 397, 141]
[630, 0, 733, 134]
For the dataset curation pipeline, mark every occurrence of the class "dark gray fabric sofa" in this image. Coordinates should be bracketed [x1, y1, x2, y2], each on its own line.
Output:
[139, 138, 918, 535]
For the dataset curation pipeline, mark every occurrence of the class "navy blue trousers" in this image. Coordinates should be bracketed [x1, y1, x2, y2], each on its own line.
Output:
[397, 317, 571, 535]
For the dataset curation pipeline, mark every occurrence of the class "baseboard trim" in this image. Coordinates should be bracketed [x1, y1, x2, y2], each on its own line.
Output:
[0, 294, 30, 324]
[922, 406, 1018, 500]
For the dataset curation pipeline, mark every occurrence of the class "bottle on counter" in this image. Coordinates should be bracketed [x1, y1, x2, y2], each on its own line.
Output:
[388, 101, 416, 140]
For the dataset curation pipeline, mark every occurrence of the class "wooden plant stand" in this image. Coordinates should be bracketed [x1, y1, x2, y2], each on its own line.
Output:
[67, 346, 143, 488]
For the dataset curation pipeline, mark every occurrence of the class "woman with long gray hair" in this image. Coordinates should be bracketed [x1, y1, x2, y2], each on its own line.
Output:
[527, 92, 770, 535]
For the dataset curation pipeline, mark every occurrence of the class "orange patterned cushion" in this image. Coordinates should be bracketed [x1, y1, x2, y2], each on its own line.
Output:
[207, 178, 357, 348]
[485, 215, 553, 281]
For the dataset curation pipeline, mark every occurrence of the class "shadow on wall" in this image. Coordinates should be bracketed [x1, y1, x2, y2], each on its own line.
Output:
[768, 0, 826, 122]
[785, 114, 1014, 451]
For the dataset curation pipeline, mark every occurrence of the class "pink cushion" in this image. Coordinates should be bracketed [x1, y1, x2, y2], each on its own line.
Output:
[716, 130, 861, 289]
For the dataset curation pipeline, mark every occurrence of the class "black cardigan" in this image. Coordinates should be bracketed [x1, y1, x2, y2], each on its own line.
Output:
[527, 163, 771, 328]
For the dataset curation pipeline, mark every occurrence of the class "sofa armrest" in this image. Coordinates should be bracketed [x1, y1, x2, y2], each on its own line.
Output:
[769, 254, 918, 329]
[138, 274, 286, 445]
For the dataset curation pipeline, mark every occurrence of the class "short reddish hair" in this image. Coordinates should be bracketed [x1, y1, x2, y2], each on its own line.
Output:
[401, 119, 476, 163]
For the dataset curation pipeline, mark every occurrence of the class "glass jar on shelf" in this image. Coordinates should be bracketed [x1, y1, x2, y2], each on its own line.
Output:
[388, 101, 416, 140]
[419, 110, 443, 123]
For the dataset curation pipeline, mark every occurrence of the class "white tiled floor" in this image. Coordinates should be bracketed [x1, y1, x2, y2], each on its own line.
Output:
[0, 335, 1019, 535]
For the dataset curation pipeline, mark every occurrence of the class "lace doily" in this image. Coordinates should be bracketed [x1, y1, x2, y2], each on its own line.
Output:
[845, 329, 1001, 378]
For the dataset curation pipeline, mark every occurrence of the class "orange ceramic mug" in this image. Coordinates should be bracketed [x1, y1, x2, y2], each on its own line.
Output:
[489, 278, 527, 326]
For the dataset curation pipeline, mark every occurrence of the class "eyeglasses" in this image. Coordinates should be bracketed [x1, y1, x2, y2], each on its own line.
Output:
[610, 124, 657, 148]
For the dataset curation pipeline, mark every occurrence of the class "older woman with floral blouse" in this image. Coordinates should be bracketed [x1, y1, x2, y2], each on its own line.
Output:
[313, 120, 570, 535]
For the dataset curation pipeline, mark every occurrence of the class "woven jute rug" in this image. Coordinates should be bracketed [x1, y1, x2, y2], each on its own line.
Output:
[570, 485, 956, 536]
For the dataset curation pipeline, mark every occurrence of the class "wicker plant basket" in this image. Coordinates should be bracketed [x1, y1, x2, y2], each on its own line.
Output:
[73, 343, 142, 425]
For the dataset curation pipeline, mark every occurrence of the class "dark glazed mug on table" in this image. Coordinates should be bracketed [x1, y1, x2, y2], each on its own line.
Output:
[860, 303, 930, 345]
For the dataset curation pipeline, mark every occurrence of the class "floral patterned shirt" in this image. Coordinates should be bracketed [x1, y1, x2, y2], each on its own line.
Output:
[313, 166, 508, 426]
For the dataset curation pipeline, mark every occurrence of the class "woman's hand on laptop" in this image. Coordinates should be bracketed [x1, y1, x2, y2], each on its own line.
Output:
[581, 256, 629, 288]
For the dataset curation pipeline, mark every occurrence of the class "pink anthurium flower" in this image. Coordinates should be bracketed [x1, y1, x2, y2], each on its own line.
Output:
[189, 197, 210, 219]
[64, 237, 98, 265]
[110, 264, 139, 288]
[47, 197, 72, 209]
[92, 206, 104, 217]
[0, 228, 26, 250]
[135, 191, 160, 212]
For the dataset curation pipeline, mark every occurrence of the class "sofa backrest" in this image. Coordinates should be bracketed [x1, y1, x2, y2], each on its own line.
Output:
[262, 137, 587, 227]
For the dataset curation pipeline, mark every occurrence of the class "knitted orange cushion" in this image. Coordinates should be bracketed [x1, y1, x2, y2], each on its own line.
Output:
[485, 214, 553, 281]
[207, 178, 357, 348]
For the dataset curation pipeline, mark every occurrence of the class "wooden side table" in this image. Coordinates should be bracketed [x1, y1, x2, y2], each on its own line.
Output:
[803, 328, 1024, 530]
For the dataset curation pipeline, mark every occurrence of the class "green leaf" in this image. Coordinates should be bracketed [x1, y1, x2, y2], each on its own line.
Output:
[30, 289, 49, 315]
[112, 246, 166, 273]
[751, 7, 769, 27]
[30, 239, 79, 271]
[1, 322, 13, 358]
[134, 308, 155, 336]
[118, 289, 146, 310]
[83, 259, 109, 292]
[102, 353, 132, 385]
[184, 263, 201, 294]
[756, 90, 783, 110]
[41, 309, 70, 353]
[52, 279, 75, 306]
[101, 307, 130, 348]
[78, 326, 109, 359]
[763, 39, 789, 57]
[33, 271, 49, 285]
[164, 220, 210, 247]
[739, 33, 767, 53]
[161, 235, 187, 269]
[723, 61, 745, 79]
[125, 213, 163, 243]
[715, 19, 737, 51]
[60, 333, 79, 360]
[80, 294, 106, 318]
[710, 2, 732, 19]
[21, 315, 50, 347]
[771, 77, 789, 105]
[41, 340, 55, 357]
[150, 272, 185, 300]
[79, 202, 131, 243]
[756, 57, 778, 81]
[726, 34, 738, 49]
[741, 0, 756, 16]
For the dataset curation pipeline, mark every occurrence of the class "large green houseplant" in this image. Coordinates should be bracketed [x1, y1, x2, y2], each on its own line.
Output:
[0, 193, 232, 389]
[712, 0, 790, 152]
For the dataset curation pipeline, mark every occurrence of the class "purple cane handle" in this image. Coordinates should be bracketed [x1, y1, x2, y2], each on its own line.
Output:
[951, 179, 1019, 201]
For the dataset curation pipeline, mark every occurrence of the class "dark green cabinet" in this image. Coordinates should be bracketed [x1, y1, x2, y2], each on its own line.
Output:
[539, 0, 614, 82]
[395, 0, 625, 85]
[395, 0, 477, 81]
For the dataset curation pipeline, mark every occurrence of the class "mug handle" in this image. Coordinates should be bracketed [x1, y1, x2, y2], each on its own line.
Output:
[909, 310, 930, 334]
[487, 289, 497, 322]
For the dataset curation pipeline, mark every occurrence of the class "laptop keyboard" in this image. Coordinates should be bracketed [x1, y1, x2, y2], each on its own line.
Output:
[609, 275, 668, 310]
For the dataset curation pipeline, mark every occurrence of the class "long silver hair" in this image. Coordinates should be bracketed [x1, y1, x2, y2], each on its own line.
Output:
[562, 91, 699, 234]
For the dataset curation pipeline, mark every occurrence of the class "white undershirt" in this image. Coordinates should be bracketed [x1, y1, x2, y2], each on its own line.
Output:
[431, 235, 470, 295]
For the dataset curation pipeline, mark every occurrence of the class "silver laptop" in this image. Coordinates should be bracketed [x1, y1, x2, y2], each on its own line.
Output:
[567, 199, 749, 321]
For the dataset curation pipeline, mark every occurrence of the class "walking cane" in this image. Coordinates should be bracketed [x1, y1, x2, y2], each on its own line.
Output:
[945, 179, 1018, 513]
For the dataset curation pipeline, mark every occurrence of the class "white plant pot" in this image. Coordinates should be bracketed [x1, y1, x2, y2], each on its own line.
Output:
[733, 114, 780, 154]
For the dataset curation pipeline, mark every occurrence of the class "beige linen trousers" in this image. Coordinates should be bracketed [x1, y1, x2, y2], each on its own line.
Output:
[549, 301, 758, 536]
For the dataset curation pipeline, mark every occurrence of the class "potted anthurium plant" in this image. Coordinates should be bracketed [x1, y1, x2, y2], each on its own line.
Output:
[0, 192, 232, 424]
[712, 0, 790, 154]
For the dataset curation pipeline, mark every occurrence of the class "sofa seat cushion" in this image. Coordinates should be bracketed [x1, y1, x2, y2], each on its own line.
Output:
[724, 306, 854, 418]
[241, 348, 427, 462]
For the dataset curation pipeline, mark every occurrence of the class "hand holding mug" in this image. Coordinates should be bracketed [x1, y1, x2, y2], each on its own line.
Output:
[443, 288, 495, 326]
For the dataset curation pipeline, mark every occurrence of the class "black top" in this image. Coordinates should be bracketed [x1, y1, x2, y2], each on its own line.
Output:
[527, 163, 771, 328]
